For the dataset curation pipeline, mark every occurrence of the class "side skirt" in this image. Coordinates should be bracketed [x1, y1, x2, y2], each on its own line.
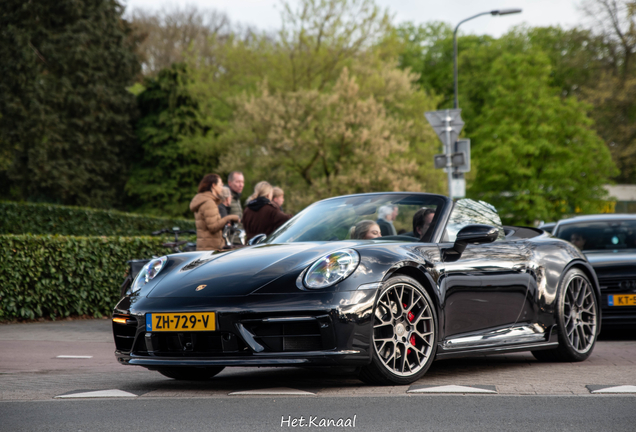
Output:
[435, 340, 558, 360]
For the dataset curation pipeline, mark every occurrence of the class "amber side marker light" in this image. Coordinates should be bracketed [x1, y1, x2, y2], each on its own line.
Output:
[112, 317, 128, 324]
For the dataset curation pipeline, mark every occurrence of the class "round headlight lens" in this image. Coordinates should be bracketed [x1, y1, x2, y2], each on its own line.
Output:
[131, 256, 168, 294]
[304, 249, 360, 289]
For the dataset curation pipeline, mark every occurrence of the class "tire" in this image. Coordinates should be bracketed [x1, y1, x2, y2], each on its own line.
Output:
[157, 366, 225, 381]
[359, 275, 438, 385]
[532, 268, 598, 362]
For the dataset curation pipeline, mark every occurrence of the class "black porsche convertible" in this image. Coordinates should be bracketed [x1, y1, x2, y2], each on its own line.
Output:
[112, 193, 601, 385]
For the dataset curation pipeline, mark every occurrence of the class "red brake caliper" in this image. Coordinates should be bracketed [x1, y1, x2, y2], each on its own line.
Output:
[403, 303, 416, 354]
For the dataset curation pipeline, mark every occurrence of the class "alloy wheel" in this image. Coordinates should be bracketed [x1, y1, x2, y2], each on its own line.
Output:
[373, 282, 435, 377]
[563, 275, 597, 353]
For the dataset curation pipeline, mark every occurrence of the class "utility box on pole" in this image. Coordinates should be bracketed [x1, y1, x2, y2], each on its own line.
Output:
[425, 109, 464, 198]
[453, 139, 471, 173]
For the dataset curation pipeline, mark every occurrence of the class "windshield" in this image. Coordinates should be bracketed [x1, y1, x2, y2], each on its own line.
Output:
[266, 193, 447, 244]
[555, 220, 636, 251]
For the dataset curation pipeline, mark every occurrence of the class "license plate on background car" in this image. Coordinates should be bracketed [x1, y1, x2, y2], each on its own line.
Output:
[146, 312, 215, 331]
[608, 295, 636, 307]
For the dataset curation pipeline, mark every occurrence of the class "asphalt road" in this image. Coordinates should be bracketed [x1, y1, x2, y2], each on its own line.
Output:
[1, 318, 635, 432]
[1, 396, 635, 432]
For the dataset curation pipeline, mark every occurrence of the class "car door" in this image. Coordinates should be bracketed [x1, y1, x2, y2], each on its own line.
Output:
[435, 200, 532, 345]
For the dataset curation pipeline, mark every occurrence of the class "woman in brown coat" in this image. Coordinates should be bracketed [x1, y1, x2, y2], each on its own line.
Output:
[190, 174, 240, 251]
[242, 181, 292, 241]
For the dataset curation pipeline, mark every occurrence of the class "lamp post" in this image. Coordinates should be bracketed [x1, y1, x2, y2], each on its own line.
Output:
[453, 9, 522, 109]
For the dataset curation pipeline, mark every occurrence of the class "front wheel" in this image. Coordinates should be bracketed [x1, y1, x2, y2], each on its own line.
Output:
[359, 275, 438, 385]
[157, 366, 225, 381]
[532, 268, 598, 362]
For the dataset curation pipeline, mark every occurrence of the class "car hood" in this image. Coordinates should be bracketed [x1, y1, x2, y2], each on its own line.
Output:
[584, 250, 636, 268]
[147, 242, 358, 298]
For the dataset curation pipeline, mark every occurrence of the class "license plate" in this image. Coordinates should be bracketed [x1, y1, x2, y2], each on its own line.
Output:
[146, 312, 215, 331]
[608, 295, 636, 307]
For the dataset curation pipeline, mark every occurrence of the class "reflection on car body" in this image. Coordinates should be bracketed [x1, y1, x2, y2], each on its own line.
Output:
[113, 192, 601, 385]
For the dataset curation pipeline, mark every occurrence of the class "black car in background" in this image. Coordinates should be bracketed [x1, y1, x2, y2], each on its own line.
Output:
[553, 214, 636, 329]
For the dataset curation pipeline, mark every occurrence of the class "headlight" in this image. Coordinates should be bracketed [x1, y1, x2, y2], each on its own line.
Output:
[131, 256, 168, 294]
[304, 249, 360, 289]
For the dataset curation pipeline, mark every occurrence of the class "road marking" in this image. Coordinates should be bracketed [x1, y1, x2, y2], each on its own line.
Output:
[588, 385, 636, 394]
[408, 385, 497, 394]
[229, 387, 315, 396]
[56, 355, 93, 359]
[55, 390, 137, 398]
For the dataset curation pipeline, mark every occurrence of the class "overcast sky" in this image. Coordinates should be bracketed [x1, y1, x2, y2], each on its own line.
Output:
[122, 0, 591, 37]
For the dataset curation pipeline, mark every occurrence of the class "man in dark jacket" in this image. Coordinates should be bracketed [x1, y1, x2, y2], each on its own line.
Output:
[242, 183, 292, 241]
[227, 171, 244, 220]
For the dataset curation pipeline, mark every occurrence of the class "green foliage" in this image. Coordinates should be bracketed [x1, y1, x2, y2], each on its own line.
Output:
[0, 201, 194, 236]
[221, 67, 443, 211]
[395, 23, 619, 223]
[0, 234, 166, 321]
[468, 48, 618, 224]
[195, 0, 445, 211]
[395, 22, 494, 109]
[125, 63, 219, 217]
[0, 0, 140, 207]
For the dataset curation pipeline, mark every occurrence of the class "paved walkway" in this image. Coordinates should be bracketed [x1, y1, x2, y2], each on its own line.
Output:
[1, 319, 635, 400]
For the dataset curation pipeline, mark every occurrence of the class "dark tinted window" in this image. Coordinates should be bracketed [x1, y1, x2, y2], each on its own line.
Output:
[555, 220, 636, 251]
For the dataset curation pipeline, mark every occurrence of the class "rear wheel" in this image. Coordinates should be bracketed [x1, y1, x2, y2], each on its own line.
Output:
[532, 268, 598, 362]
[359, 275, 437, 385]
[157, 366, 225, 381]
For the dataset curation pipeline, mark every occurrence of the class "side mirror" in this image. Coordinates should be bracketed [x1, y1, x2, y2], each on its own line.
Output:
[443, 224, 499, 261]
[247, 233, 267, 246]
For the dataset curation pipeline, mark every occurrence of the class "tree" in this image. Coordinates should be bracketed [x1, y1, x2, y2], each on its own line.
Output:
[395, 22, 499, 112]
[580, 0, 636, 183]
[125, 64, 218, 217]
[186, 0, 444, 210]
[129, 5, 233, 76]
[0, 0, 140, 207]
[220, 66, 442, 212]
[468, 48, 618, 224]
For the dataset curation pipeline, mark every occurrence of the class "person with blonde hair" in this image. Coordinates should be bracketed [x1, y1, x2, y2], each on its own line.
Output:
[218, 186, 232, 218]
[349, 220, 382, 240]
[242, 181, 292, 241]
[272, 186, 285, 211]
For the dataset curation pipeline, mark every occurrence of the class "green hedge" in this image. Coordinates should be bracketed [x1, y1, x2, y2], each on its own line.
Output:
[0, 201, 195, 236]
[0, 234, 169, 321]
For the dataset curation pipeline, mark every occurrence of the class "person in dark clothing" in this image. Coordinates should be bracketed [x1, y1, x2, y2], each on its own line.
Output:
[376, 205, 397, 236]
[242, 181, 292, 241]
[218, 186, 232, 218]
[227, 171, 244, 220]
[404, 208, 435, 240]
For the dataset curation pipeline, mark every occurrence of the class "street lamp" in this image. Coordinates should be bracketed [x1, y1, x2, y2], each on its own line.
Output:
[453, 9, 522, 109]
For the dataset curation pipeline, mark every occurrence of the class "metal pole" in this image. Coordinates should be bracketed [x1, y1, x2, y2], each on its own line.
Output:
[453, 12, 490, 109]
[450, 9, 521, 197]
[453, 10, 522, 109]
[444, 110, 453, 198]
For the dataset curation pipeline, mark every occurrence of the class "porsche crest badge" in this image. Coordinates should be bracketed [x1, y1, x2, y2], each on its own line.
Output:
[195, 285, 207, 291]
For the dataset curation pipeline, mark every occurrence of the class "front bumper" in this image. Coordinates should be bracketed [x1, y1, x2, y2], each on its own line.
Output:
[113, 288, 379, 368]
